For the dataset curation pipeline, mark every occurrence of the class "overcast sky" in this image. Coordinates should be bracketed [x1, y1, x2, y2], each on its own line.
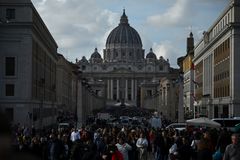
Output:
[31, 0, 228, 67]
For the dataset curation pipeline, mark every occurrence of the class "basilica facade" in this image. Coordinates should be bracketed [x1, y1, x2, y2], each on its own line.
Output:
[76, 10, 179, 108]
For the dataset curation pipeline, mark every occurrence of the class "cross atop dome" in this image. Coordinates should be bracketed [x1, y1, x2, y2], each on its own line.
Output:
[189, 32, 193, 38]
[120, 9, 129, 25]
[150, 48, 153, 52]
[123, 8, 126, 16]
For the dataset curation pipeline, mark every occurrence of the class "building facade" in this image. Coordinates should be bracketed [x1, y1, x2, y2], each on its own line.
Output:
[193, 0, 240, 118]
[56, 54, 79, 113]
[77, 78, 106, 126]
[182, 33, 195, 118]
[158, 78, 179, 122]
[0, 0, 58, 128]
[76, 10, 179, 111]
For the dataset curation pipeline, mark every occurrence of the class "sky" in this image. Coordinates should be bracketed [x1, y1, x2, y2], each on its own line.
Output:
[31, 0, 229, 67]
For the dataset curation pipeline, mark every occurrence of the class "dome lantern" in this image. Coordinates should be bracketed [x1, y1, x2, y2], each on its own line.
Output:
[120, 9, 128, 25]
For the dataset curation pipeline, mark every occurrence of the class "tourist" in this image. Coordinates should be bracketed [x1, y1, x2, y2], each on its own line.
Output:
[197, 138, 212, 160]
[70, 128, 80, 142]
[223, 134, 240, 160]
[136, 132, 148, 160]
[115, 137, 132, 160]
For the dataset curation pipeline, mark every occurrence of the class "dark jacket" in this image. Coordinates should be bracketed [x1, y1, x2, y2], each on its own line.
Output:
[223, 144, 240, 160]
[197, 148, 213, 160]
[177, 144, 193, 160]
[82, 143, 100, 160]
[69, 139, 85, 160]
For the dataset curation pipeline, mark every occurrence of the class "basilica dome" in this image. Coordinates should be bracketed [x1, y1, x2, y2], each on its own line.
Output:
[146, 48, 157, 59]
[106, 10, 142, 47]
[104, 10, 144, 63]
[90, 48, 101, 59]
[90, 48, 102, 63]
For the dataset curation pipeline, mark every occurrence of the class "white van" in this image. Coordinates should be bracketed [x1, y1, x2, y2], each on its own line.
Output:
[58, 123, 70, 130]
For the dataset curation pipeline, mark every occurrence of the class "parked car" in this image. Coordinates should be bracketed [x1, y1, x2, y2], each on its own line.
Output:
[121, 119, 130, 126]
[132, 116, 143, 123]
[129, 120, 146, 129]
[119, 116, 130, 120]
[166, 123, 187, 131]
[107, 118, 119, 127]
[212, 118, 240, 131]
[58, 122, 70, 131]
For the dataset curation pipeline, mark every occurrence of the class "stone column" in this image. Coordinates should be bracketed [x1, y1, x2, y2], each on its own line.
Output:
[135, 79, 137, 100]
[107, 80, 110, 99]
[110, 79, 113, 100]
[117, 79, 119, 100]
[125, 79, 128, 100]
[131, 79, 134, 100]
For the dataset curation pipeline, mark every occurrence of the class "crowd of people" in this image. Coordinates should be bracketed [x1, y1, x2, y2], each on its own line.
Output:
[11, 120, 240, 160]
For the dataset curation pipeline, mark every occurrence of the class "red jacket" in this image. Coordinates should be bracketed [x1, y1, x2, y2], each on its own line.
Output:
[111, 150, 124, 160]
